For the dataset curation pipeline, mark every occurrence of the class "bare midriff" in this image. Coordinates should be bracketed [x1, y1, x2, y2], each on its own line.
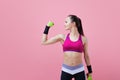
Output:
[63, 51, 83, 66]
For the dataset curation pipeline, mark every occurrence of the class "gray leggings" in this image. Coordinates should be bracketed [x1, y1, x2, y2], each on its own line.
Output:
[61, 71, 86, 80]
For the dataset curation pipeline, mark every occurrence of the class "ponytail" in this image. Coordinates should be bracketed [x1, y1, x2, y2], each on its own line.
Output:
[68, 15, 84, 36]
[77, 18, 84, 36]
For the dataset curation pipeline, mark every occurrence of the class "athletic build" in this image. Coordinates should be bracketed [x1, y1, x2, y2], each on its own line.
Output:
[41, 15, 93, 80]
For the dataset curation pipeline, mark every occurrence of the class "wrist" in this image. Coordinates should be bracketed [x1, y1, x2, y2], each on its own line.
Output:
[87, 65, 93, 73]
[43, 26, 50, 34]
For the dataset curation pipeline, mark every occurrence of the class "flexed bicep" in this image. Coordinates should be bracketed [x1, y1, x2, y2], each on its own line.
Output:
[41, 34, 64, 45]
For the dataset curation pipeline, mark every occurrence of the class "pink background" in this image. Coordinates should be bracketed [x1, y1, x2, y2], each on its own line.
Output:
[0, 0, 120, 80]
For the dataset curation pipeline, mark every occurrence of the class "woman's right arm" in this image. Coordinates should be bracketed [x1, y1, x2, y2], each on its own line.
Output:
[41, 21, 65, 45]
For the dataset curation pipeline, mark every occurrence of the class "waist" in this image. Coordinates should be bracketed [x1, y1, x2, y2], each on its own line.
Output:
[62, 63, 84, 70]
[63, 52, 82, 66]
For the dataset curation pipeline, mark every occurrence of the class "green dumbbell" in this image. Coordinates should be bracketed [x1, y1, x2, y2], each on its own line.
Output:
[47, 21, 54, 27]
[87, 73, 92, 80]
[88, 76, 92, 80]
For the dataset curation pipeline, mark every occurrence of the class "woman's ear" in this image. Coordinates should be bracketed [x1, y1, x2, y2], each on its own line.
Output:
[72, 22, 76, 26]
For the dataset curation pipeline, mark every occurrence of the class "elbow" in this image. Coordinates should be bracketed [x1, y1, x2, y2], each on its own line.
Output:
[41, 41, 47, 45]
[41, 40, 45, 45]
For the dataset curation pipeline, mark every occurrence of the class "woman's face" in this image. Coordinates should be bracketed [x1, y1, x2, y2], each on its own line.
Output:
[64, 17, 73, 30]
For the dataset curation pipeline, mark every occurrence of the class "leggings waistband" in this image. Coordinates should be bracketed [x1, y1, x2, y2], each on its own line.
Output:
[62, 63, 84, 70]
[62, 63, 84, 75]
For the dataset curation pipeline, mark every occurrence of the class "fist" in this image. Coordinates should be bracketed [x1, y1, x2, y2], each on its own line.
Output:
[88, 76, 92, 80]
[87, 73, 92, 80]
[47, 21, 54, 27]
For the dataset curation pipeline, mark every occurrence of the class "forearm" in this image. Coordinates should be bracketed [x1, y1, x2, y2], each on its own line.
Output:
[84, 54, 93, 74]
[41, 34, 48, 45]
[41, 21, 54, 45]
[41, 25, 50, 45]
[84, 54, 91, 66]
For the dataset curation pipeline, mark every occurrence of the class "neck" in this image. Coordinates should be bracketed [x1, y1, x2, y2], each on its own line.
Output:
[70, 26, 79, 37]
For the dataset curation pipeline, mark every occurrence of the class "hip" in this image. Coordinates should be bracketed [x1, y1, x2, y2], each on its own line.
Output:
[61, 63, 85, 75]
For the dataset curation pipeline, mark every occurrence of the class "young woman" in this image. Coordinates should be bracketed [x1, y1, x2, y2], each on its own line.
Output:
[41, 15, 93, 80]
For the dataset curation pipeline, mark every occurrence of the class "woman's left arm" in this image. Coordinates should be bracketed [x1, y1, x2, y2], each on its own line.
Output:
[83, 37, 91, 66]
[83, 36, 93, 77]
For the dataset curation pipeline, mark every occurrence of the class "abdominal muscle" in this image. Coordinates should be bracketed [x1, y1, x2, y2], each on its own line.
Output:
[63, 51, 83, 66]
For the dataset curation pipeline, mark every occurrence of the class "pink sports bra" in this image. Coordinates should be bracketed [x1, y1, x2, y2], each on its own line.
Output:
[62, 33, 84, 53]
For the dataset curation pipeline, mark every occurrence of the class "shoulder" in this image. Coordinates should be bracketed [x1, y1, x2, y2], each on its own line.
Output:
[55, 34, 65, 41]
[81, 35, 88, 45]
[56, 33, 70, 44]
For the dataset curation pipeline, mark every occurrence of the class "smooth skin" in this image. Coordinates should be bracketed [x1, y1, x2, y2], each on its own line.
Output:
[41, 16, 92, 78]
